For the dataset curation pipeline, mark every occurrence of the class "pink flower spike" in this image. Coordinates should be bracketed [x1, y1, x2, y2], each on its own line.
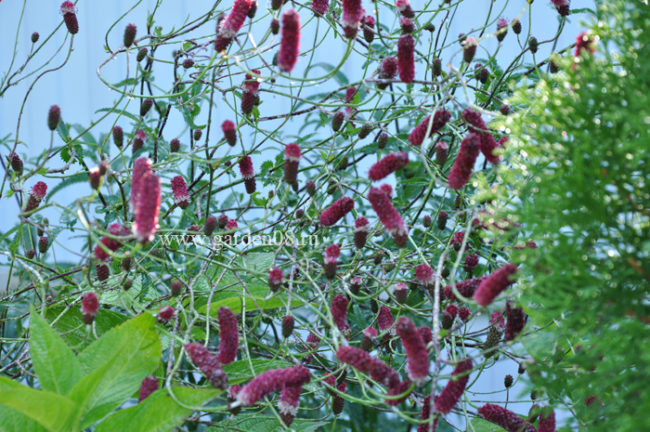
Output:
[368, 187, 408, 247]
[269, 267, 284, 292]
[312, 0, 329, 15]
[158, 306, 175, 322]
[417, 396, 438, 432]
[236, 365, 311, 406]
[218, 306, 239, 364]
[238, 155, 256, 194]
[396, 317, 429, 384]
[138, 376, 159, 402]
[320, 197, 355, 226]
[336, 345, 400, 388]
[278, 9, 301, 73]
[380, 57, 398, 80]
[284, 143, 301, 184]
[377, 306, 395, 333]
[354, 217, 369, 249]
[444, 276, 487, 300]
[222, 120, 237, 146]
[385, 380, 413, 406]
[81, 292, 99, 322]
[278, 384, 303, 426]
[478, 404, 536, 432]
[368, 152, 409, 181]
[538, 409, 556, 432]
[23, 181, 48, 214]
[435, 358, 473, 414]
[342, 0, 364, 39]
[473, 263, 518, 306]
[331, 294, 350, 333]
[171, 176, 191, 209]
[505, 301, 527, 341]
[131, 157, 153, 211]
[408, 110, 452, 146]
[380, 184, 393, 197]
[218, 0, 251, 40]
[184, 343, 228, 389]
[415, 264, 435, 285]
[60, 1, 79, 34]
[397, 34, 415, 83]
[448, 133, 480, 189]
[133, 170, 161, 244]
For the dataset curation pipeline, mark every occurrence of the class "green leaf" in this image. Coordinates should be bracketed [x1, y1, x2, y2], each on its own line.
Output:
[207, 415, 328, 432]
[0, 405, 47, 432]
[199, 294, 301, 316]
[29, 307, 81, 395]
[95, 387, 220, 432]
[469, 417, 509, 432]
[0, 377, 78, 432]
[69, 314, 162, 429]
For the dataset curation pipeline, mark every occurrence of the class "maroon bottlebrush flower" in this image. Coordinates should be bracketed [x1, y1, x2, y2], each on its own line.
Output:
[442, 304, 458, 330]
[215, 0, 251, 51]
[133, 170, 161, 244]
[31, 32, 40, 43]
[312, 0, 329, 15]
[551, 0, 570, 16]
[38, 236, 49, 254]
[377, 306, 395, 333]
[140, 98, 153, 117]
[415, 264, 435, 285]
[444, 276, 486, 300]
[171, 176, 191, 209]
[284, 143, 301, 185]
[354, 217, 369, 249]
[361, 326, 377, 350]
[7, 152, 23, 175]
[23, 181, 48, 214]
[332, 381, 347, 415]
[278, 384, 303, 426]
[60, 1, 79, 34]
[396, 317, 429, 384]
[448, 133, 480, 189]
[89, 167, 101, 190]
[512, 19, 522, 34]
[169, 138, 180, 153]
[435, 358, 473, 414]
[217, 306, 238, 364]
[270, 18, 280, 34]
[435, 141, 449, 165]
[496, 18, 508, 41]
[158, 306, 175, 322]
[131, 157, 152, 210]
[124, 23, 137, 47]
[417, 396, 438, 432]
[463, 37, 478, 63]
[94, 238, 114, 261]
[344, 86, 357, 118]
[451, 231, 465, 249]
[204, 215, 218, 235]
[417, 326, 432, 345]
[184, 343, 228, 389]
[385, 380, 413, 406]
[331, 294, 350, 333]
[237, 365, 311, 406]
[182, 58, 194, 69]
[380, 184, 392, 199]
[112, 126, 124, 148]
[282, 315, 295, 338]
[368, 187, 408, 247]
[396, 0, 414, 18]
[397, 34, 415, 83]
[478, 404, 536, 432]
[341, 0, 364, 39]
[47, 105, 61, 131]
[362, 15, 375, 43]
[81, 292, 99, 324]
[133, 129, 146, 152]
[278, 9, 301, 73]
[269, 267, 283, 292]
[480, 133, 500, 163]
[574, 31, 596, 57]
[458, 307, 471, 321]
[26, 249, 36, 259]
[400, 17, 415, 34]
[336, 345, 400, 388]
[241, 70, 261, 115]
[436, 211, 449, 231]
[465, 253, 479, 272]
[379, 56, 398, 81]
[392, 282, 408, 304]
[491, 311, 505, 329]
[538, 409, 556, 432]
[221, 120, 237, 146]
[505, 301, 527, 341]
[408, 110, 451, 146]
[217, 214, 229, 229]
[473, 263, 518, 306]
[320, 197, 354, 226]
[238, 155, 256, 194]
[138, 376, 159, 402]
[171, 280, 183, 297]
[369, 152, 409, 181]
[324, 244, 341, 279]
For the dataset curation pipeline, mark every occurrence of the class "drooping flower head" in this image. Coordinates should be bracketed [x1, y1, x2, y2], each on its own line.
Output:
[435, 358, 473, 413]
[236, 365, 311, 406]
[171, 176, 191, 209]
[133, 170, 161, 244]
[215, 0, 252, 51]
[320, 197, 355, 226]
[217, 306, 239, 364]
[184, 343, 228, 389]
[473, 263, 518, 306]
[336, 345, 400, 388]
[448, 133, 480, 189]
[397, 34, 415, 83]
[368, 152, 409, 181]
[408, 110, 451, 146]
[396, 317, 429, 384]
[368, 187, 408, 247]
[278, 9, 301, 73]
[478, 404, 536, 432]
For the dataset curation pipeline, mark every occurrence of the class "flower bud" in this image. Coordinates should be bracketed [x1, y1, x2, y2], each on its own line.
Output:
[432, 58, 442, 76]
[376, 132, 388, 149]
[400, 17, 415, 34]
[88, 167, 101, 190]
[282, 315, 295, 338]
[138, 376, 159, 402]
[362, 15, 375, 43]
[332, 111, 345, 131]
[140, 98, 153, 117]
[23, 181, 48, 215]
[504, 374, 513, 388]
[123, 278, 133, 291]
[247, 1, 257, 18]
[204, 216, 218, 235]
[284, 143, 301, 185]
[7, 152, 24, 175]
[26, 249, 36, 259]
[171, 280, 183, 297]
[496, 18, 508, 42]
[392, 282, 408, 304]
[137, 47, 148, 62]
[358, 122, 373, 139]
[270, 18, 280, 34]
[31, 32, 40, 43]
[48, 105, 61, 131]
[238, 155, 256, 194]
[124, 23, 137, 47]
[462, 37, 478, 63]
[81, 292, 99, 324]
[38, 236, 49, 254]
[158, 306, 174, 322]
[353, 217, 369, 249]
[397, 34, 415, 83]
[528, 36, 538, 54]
[269, 267, 283, 292]
[305, 180, 316, 196]
[512, 19, 521, 34]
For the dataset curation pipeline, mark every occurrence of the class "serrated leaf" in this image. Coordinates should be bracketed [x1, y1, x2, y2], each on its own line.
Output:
[95, 386, 220, 432]
[29, 307, 82, 395]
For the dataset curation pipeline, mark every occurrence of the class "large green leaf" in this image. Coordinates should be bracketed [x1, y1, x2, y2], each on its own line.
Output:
[68, 314, 162, 429]
[45, 305, 129, 351]
[207, 415, 328, 432]
[0, 405, 47, 432]
[95, 386, 220, 432]
[29, 307, 81, 395]
[469, 418, 508, 432]
[0, 377, 78, 432]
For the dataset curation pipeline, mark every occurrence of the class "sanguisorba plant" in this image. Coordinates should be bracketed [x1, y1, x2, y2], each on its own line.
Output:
[2, 0, 635, 431]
